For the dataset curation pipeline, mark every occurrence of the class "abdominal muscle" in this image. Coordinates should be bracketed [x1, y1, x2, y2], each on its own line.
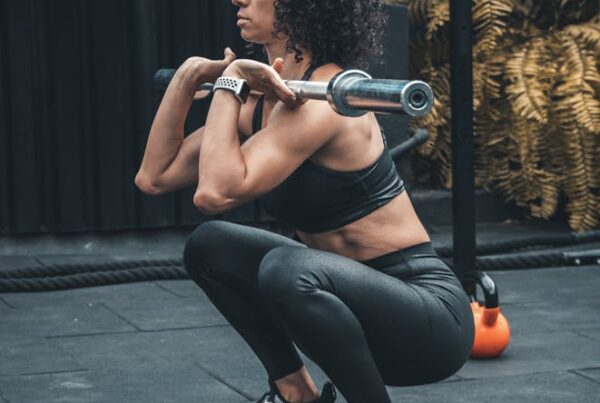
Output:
[295, 191, 431, 262]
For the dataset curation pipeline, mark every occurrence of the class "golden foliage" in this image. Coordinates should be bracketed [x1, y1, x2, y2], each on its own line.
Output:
[473, 0, 514, 56]
[387, 0, 600, 231]
[425, 1, 449, 42]
[504, 37, 554, 123]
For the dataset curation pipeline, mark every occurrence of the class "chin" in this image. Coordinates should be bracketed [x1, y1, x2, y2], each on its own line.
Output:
[238, 31, 253, 42]
[238, 27, 271, 44]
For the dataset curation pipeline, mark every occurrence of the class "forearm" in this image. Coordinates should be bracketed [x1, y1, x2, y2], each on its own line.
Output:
[194, 58, 296, 208]
[196, 86, 246, 202]
[137, 72, 200, 182]
[197, 89, 245, 199]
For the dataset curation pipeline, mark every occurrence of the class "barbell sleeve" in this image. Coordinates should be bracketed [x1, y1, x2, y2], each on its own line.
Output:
[153, 68, 434, 117]
[154, 69, 175, 89]
[327, 70, 433, 117]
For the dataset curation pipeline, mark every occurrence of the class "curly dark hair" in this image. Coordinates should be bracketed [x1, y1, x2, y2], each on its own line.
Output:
[247, 0, 388, 69]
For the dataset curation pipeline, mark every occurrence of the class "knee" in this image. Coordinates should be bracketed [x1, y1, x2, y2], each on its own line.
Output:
[183, 220, 229, 277]
[258, 246, 314, 302]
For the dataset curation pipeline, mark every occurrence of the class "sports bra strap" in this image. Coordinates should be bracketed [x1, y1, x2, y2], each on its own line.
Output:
[251, 95, 265, 134]
[300, 62, 318, 81]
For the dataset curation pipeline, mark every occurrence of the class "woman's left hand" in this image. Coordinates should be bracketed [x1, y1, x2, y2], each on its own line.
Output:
[222, 58, 302, 108]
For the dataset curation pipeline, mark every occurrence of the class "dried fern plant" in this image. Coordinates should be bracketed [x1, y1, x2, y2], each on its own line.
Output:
[387, 0, 600, 231]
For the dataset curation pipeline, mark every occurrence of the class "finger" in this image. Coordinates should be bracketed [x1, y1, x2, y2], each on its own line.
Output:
[284, 97, 307, 109]
[268, 87, 295, 107]
[271, 57, 284, 74]
[223, 47, 237, 63]
[272, 78, 296, 105]
[279, 91, 298, 107]
[193, 89, 212, 100]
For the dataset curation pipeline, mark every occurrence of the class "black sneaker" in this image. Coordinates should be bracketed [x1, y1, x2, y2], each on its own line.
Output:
[256, 379, 337, 403]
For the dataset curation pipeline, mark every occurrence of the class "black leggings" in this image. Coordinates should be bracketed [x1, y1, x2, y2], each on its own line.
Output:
[183, 220, 474, 403]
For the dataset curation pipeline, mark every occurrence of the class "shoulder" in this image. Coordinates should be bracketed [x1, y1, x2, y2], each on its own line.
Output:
[238, 63, 346, 142]
[269, 63, 346, 135]
[312, 63, 344, 82]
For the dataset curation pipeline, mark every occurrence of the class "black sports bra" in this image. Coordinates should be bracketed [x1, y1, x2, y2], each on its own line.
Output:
[252, 63, 405, 234]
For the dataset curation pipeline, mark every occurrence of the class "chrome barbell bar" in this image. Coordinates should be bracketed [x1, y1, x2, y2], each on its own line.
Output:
[154, 68, 433, 117]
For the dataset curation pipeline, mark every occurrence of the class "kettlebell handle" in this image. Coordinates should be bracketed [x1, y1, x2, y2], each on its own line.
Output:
[462, 271, 499, 309]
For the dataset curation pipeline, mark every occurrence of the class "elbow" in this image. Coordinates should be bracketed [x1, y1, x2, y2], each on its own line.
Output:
[135, 172, 165, 196]
[193, 190, 224, 215]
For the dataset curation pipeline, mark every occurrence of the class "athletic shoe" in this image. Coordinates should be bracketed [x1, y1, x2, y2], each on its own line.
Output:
[256, 379, 337, 403]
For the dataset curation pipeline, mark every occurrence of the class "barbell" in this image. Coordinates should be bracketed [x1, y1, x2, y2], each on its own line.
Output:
[154, 68, 434, 118]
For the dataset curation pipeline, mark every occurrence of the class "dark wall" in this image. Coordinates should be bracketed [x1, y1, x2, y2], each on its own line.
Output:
[0, 0, 409, 235]
[369, 5, 410, 185]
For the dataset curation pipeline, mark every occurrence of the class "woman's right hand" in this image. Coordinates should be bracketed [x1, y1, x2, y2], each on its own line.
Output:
[173, 47, 237, 95]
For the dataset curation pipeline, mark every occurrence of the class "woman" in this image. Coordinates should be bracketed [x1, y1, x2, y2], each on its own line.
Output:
[135, 0, 474, 402]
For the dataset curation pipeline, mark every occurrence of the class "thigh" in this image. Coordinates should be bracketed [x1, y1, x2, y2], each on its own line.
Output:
[259, 246, 466, 385]
[183, 220, 306, 289]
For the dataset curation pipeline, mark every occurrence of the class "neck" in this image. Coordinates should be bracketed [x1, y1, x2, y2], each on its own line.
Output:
[263, 40, 313, 81]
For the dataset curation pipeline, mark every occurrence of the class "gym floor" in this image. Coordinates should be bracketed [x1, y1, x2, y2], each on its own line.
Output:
[1, 222, 599, 402]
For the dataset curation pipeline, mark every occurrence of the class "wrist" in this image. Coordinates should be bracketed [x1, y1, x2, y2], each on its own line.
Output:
[172, 68, 206, 98]
[213, 76, 250, 104]
[222, 63, 243, 78]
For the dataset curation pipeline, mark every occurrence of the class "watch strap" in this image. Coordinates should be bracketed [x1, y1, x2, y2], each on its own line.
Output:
[213, 76, 250, 104]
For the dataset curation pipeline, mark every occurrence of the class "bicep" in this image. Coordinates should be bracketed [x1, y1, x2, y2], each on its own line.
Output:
[150, 92, 259, 194]
[231, 101, 339, 201]
[154, 125, 205, 192]
[153, 109, 252, 193]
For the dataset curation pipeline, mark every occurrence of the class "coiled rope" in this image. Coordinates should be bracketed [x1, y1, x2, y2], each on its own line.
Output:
[2, 232, 599, 293]
[0, 266, 188, 292]
[435, 229, 600, 257]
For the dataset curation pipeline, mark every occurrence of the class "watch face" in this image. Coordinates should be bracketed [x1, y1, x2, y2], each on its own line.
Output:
[239, 81, 251, 103]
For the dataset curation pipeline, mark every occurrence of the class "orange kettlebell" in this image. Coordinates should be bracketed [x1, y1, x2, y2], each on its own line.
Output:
[470, 301, 510, 358]
[463, 271, 511, 359]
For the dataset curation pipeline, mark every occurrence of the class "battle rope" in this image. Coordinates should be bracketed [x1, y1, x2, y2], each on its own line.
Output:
[0, 259, 181, 279]
[442, 249, 600, 272]
[0, 266, 187, 293]
[435, 229, 600, 257]
[2, 231, 599, 293]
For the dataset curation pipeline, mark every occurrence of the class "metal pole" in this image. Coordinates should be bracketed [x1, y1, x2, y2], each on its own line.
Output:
[449, 0, 476, 284]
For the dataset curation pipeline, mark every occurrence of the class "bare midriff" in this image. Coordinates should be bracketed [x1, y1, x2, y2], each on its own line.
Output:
[295, 191, 431, 262]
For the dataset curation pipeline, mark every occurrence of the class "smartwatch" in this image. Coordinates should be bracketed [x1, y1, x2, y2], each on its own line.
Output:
[213, 76, 251, 104]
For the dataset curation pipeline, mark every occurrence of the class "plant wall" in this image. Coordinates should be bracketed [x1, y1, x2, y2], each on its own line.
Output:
[387, 0, 600, 231]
